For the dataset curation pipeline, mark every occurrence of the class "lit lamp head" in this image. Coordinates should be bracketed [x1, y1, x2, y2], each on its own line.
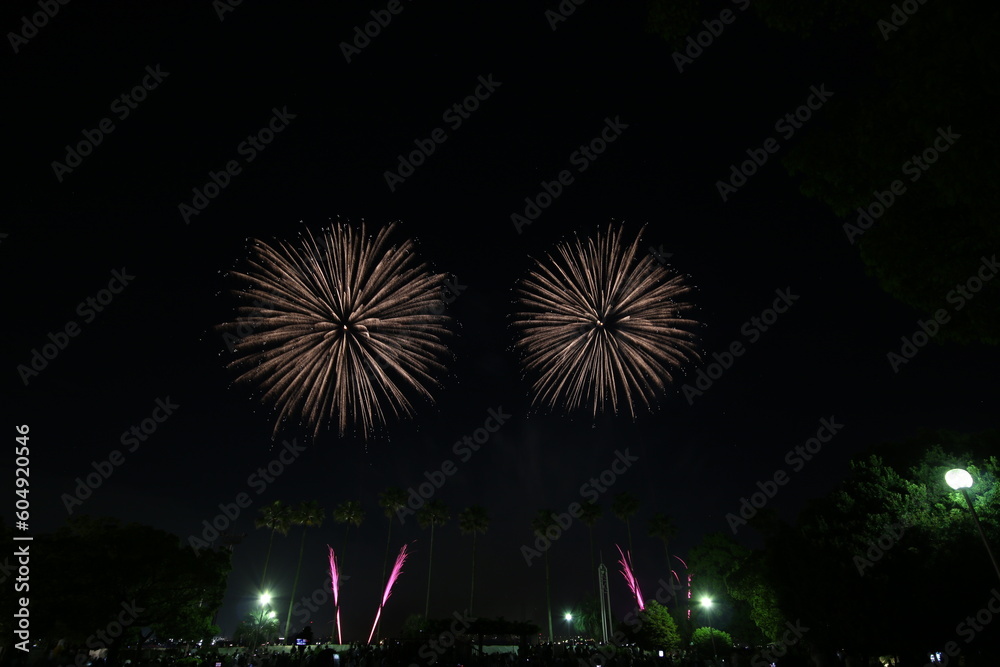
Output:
[564, 613, 573, 622]
[700, 597, 713, 609]
[945, 469, 974, 490]
[259, 592, 272, 606]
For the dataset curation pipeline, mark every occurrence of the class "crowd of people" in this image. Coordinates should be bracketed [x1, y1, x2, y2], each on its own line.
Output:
[15, 637, 828, 667]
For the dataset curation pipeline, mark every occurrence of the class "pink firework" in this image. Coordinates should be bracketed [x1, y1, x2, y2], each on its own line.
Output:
[617, 544, 644, 610]
[328, 546, 343, 644]
[367, 543, 411, 644]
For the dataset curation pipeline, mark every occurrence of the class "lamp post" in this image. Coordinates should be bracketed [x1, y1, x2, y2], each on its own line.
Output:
[945, 469, 1000, 585]
[564, 613, 573, 640]
[700, 597, 717, 664]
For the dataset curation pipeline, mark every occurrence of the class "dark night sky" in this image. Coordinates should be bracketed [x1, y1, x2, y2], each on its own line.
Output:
[5, 0, 998, 642]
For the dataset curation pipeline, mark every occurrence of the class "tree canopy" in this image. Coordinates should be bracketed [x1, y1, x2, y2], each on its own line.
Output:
[33, 516, 231, 659]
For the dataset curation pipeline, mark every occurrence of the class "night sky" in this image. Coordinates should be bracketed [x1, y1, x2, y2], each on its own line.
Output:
[5, 0, 998, 643]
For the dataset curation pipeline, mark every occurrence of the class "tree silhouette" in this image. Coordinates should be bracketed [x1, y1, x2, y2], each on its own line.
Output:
[255, 500, 292, 594]
[283, 501, 325, 639]
[417, 499, 450, 618]
[458, 505, 489, 614]
[333, 500, 364, 571]
[531, 509, 556, 642]
[612, 492, 639, 555]
[375, 487, 407, 640]
[649, 512, 678, 607]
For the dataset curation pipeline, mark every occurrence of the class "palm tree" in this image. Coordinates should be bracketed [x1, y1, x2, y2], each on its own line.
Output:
[255, 500, 292, 593]
[649, 512, 679, 607]
[376, 487, 407, 640]
[612, 492, 640, 555]
[283, 501, 325, 639]
[458, 505, 489, 613]
[531, 509, 556, 642]
[417, 499, 450, 618]
[333, 500, 364, 571]
[579, 501, 602, 582]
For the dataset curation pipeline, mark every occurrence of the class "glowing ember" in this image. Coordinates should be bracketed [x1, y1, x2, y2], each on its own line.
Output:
[617, 544, 644, 610]
[367, 543, 411, 644]
[328, 546, 342, 644]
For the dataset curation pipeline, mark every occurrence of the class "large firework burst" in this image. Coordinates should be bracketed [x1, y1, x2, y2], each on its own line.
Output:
[221, 222, 451, 439]
[512, 224, 699, 417]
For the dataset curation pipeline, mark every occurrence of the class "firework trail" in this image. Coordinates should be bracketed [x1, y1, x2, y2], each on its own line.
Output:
[221, 222, 451, 439]
[368, 542, 410, 644]
[512, 224, 699, 417]
[617, 544, 644, 610]
[328, 546, 342, 644]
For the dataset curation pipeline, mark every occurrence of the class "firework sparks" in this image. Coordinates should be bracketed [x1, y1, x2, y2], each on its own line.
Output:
[512, 224, 699, 417]
[368, 542, 410, 644]
[328, 546, 342, 644]
[617, 544, 644, 610]
[221, 222, 451, 439]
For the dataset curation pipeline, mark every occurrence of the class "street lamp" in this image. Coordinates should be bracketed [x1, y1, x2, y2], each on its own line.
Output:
[945, 469, 1000, 585]
[252, 592, 273, 652]
[564, 613, 573, 640]
[700, 597, 718, 664]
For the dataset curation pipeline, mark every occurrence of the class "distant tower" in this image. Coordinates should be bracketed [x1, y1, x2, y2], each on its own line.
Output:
[597, 561, 612, 643]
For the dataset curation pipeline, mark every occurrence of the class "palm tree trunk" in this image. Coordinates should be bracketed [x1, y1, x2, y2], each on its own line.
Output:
[342, 523, 351, 572]
[544, 550, 553, 642]
[284, 527, 308, 639]
[376, 517, 392, 641]
[425, 522, 435, 617]
[469, 531, 477, 613]
[587, 526, 595, 583]
[260, 528, 276, 591]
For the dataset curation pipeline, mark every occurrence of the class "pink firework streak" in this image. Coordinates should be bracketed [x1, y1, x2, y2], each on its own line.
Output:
[617, 544, 644, 610]
[367, 543, 410, 644]
[328, 546, 343, 644]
